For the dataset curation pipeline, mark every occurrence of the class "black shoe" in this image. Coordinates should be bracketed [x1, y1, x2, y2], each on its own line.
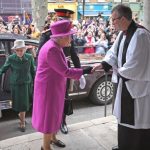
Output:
[19, 122, 26, 132]
[20, 126, 26, 132]
[60, 123, 68, 134]
[52, 140, 66, 148]
[112, 145, 119, 150]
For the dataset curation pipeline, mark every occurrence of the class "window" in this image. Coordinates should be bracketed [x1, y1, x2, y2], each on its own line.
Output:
[64, 0, 74, 2]
[129, 0, 137, 2]
[80, 0, 90, 2]
[48, 0, 56, 2]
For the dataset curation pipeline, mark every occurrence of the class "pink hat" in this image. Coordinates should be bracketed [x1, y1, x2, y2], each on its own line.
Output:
[50, 20, 76, 38]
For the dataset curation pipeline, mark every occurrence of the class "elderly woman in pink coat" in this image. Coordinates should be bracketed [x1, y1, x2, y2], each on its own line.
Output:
[32, 20, 92, 150]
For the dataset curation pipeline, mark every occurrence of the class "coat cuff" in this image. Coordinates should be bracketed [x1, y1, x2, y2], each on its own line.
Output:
[101, 61, 112, 72]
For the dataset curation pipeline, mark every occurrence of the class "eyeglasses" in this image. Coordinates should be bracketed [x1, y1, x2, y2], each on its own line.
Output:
[111, 16, 122, 22]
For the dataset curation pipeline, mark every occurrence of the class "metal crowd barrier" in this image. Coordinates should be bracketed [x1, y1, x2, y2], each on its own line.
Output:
[74, 45, 114, 117]
[104, 72, 117, 117]
[104, 72, 108, 117]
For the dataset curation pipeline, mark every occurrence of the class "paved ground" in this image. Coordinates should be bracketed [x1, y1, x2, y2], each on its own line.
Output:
[0, 102, 113, 141]
[0, 115, 117, 150]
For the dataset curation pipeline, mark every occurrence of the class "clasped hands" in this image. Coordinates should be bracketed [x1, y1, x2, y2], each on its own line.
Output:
[82, 63, 103, 75]
[79, 63, 102, 89]
[91, 63, 103, 73]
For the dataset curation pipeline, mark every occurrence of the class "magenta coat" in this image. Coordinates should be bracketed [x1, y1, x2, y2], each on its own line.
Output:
[32, 40, 83, 133]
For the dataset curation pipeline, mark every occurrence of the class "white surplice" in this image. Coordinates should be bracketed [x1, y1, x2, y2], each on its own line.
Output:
[104, 28, 150, 129]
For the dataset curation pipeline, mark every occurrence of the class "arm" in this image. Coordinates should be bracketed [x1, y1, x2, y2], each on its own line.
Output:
[0, 57, 11, 76]
[70, 40, 81, 68]
[47, 47, 82, 80]
[100, 40, 108, 49]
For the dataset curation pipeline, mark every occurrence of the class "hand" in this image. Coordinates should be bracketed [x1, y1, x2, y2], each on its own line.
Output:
[79, 75, 86, 89]
[66, 56, 71, 61]
[83, 66, 93, 75]
[91, 63, 103, 73]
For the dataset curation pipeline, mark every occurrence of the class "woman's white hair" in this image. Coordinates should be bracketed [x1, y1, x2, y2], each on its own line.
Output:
[51, 36, 64, 43]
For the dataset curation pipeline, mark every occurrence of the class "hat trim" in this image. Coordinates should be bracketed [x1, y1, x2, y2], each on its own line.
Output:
[54, 8, 74, 14]
[50, 30, 76, 38]
[11, 46, 26, 50]
[56, 12, 71, 18]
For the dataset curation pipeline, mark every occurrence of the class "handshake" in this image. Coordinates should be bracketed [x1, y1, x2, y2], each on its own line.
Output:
[79, 65, 103, 89]
[82, 66, 93, 75]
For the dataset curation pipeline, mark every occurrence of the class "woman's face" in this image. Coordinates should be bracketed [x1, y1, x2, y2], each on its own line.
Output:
[61, 35, 72, 47]
[15, 48, 26, 58]
[31, 25, 35, 32]
[101, 33, 106, 40]
[13, 28, 19, 34]
[21, 26, 27, 32]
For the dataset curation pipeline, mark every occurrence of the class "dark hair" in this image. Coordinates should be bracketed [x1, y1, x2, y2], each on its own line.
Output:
[112, 4, 132, 21]
[44, 23, 50, 30]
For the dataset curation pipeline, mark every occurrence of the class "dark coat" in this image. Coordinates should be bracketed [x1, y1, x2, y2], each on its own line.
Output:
[37, 29, 52, 56]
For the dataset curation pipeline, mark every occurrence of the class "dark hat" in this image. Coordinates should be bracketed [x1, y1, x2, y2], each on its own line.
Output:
[54, 8, 74, 18]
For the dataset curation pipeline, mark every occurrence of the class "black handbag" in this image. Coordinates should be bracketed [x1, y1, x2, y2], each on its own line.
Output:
[64, 98, 73, 116]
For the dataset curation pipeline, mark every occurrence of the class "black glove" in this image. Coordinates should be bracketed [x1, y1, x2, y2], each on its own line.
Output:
[117, 73, 129, 82]
[83, 66, 93, 75]
[101, 61, 112, 72]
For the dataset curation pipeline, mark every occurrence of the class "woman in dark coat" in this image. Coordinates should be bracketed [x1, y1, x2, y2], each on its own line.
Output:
[0, 39, 35, 132]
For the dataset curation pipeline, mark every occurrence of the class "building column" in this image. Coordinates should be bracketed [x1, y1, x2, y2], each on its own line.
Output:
[31, 0, 48, 31]
[143, 0, 150, 30]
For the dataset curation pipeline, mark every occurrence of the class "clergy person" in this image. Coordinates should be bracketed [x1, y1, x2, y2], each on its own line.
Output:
[92, 4, 150, 150]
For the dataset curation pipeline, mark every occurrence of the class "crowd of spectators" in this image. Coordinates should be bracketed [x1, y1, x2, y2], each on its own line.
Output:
[0, 15, 40, 40]
[0, 12, 142, 55]
[43, 12, 119, 55]
[72, 14, 119, 55]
